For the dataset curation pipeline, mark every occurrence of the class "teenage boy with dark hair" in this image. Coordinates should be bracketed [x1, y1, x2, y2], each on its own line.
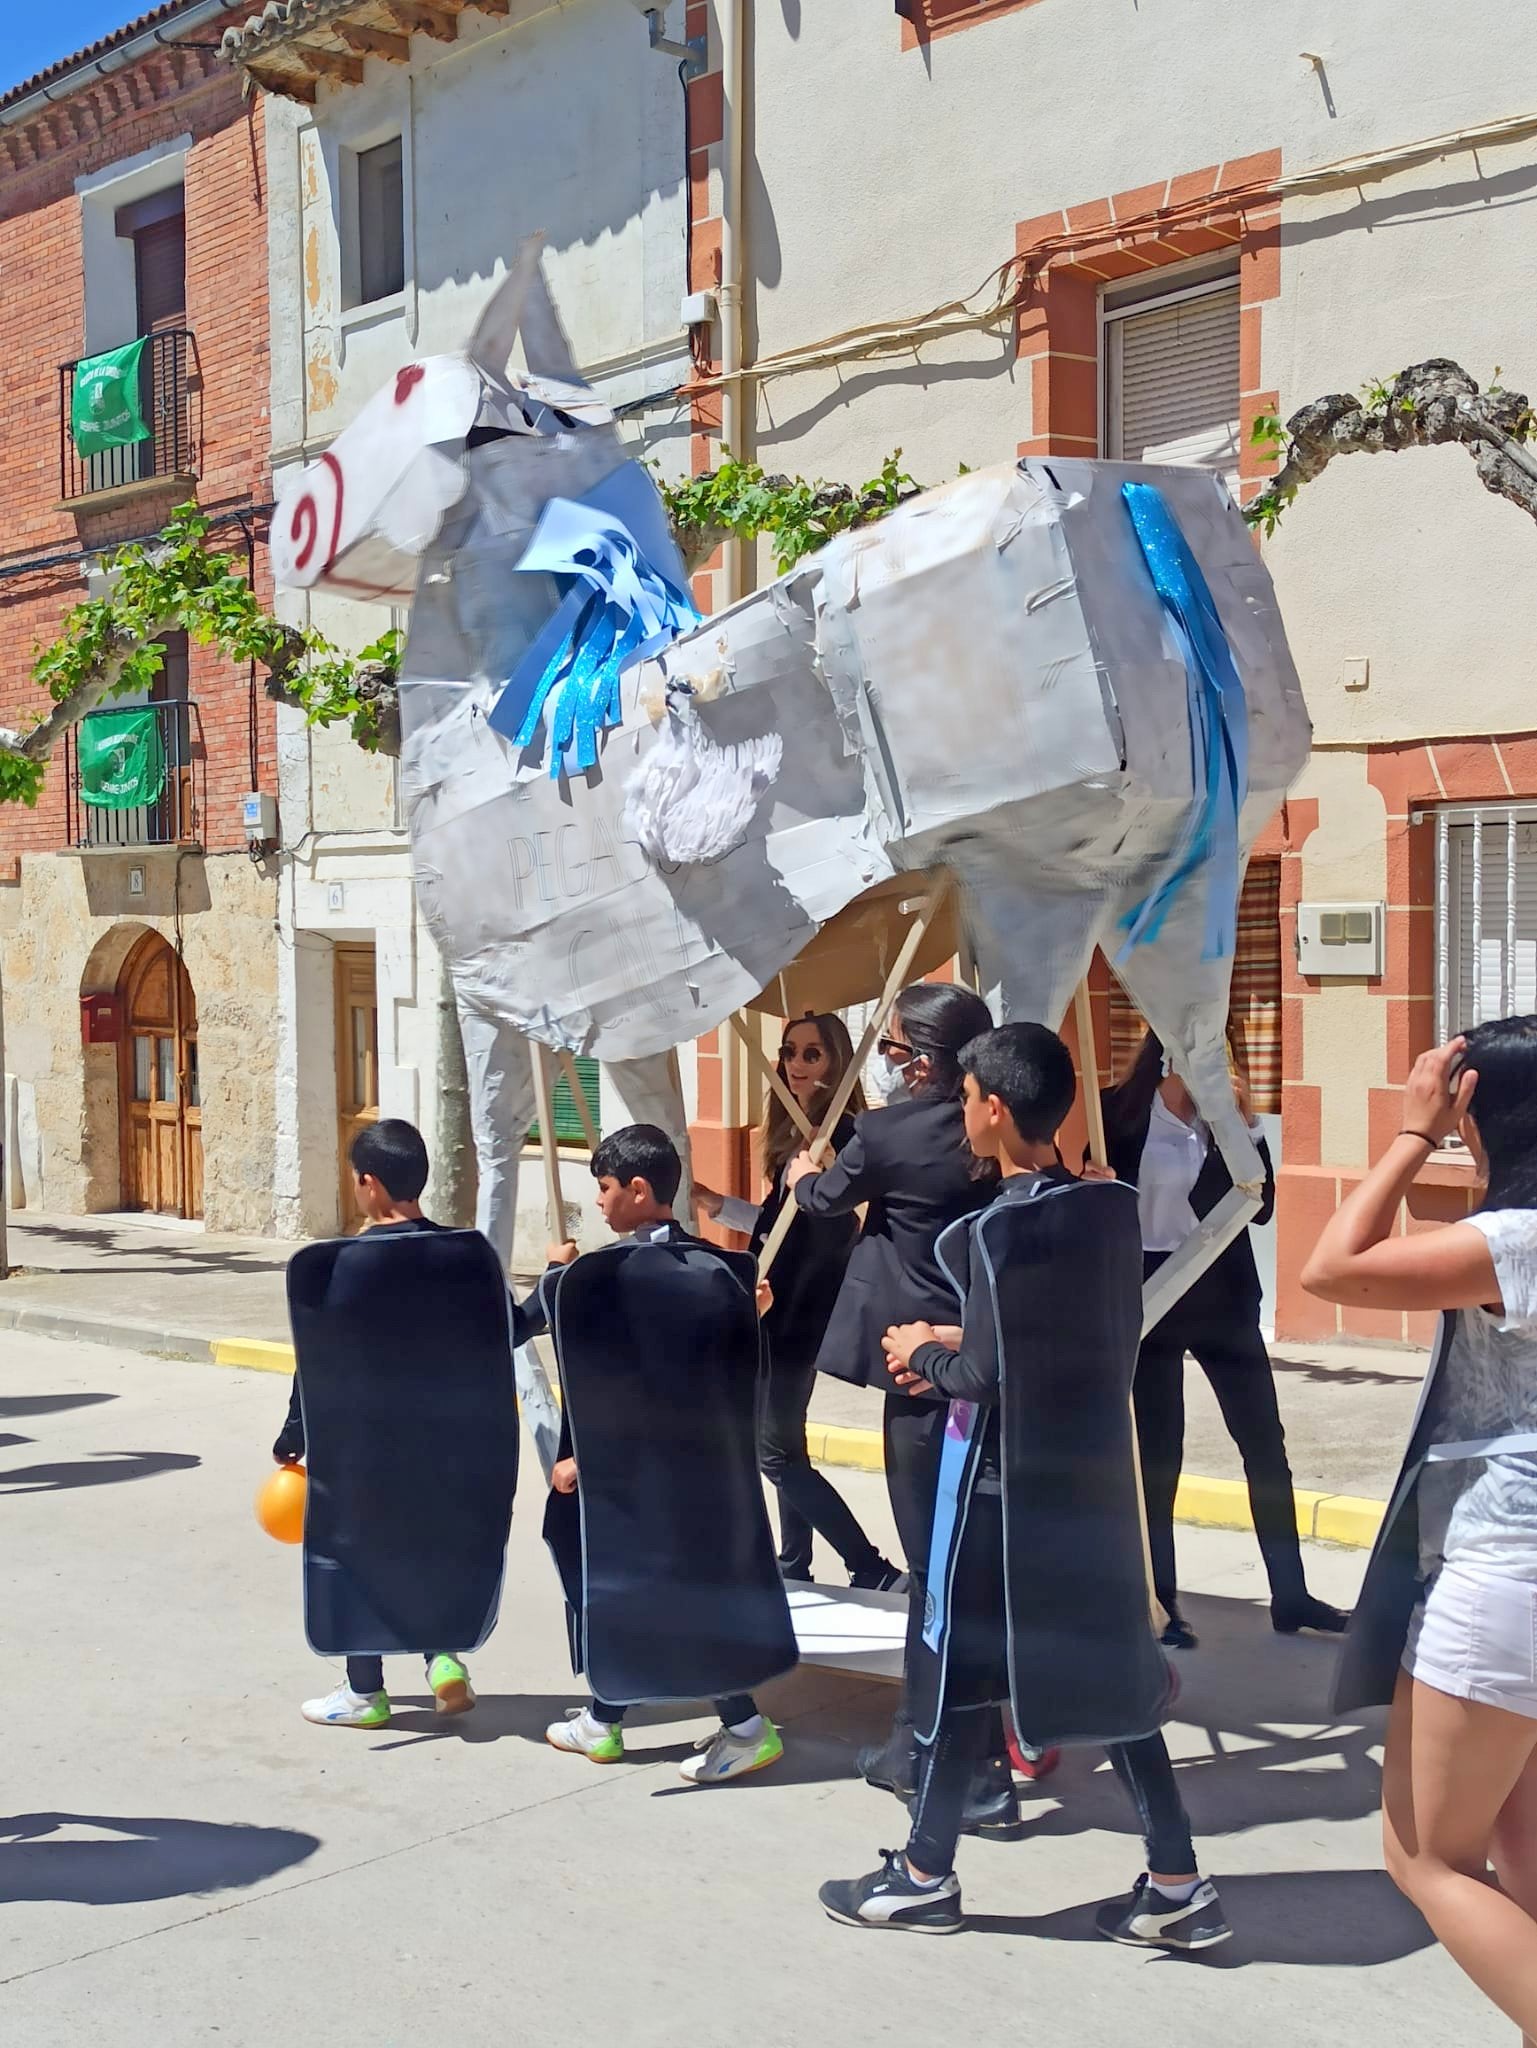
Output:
[277, 1119, 526, 1729]
[541, 1124, 798, 1784]
[820, 1024, 1230, 1948]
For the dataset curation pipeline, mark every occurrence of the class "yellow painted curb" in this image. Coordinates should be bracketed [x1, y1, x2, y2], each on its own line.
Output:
[211, 1336, 295, 1374]
[1312, 1493, 1385, 1548]
[804, 1421, 886, 1475]
[813, 1424, 1384, 1551]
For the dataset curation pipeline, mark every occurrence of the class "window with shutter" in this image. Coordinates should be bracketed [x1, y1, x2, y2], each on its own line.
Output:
[529, 1055, 601, 1149]
[1444, 814, 1537, 1035]
[1104, 268, 1241, 497]
[1106, 858, 1282, 1111]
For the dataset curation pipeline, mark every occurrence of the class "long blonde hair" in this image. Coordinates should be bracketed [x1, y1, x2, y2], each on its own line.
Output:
[760, 1012, 867, 1182]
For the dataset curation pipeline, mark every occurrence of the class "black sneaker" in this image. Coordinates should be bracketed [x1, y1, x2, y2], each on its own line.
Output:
[1095, 1873, 1231, 1952]
[820, 1850, 964, 1934]
[849, 1559, 907, 1592]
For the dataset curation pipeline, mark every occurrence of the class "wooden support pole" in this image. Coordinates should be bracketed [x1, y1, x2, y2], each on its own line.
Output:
[1072, 972, 1166, 1636]
[757, 870, 952, 1283]
[531, 1043, 566, 1245]
[729, 1012, 813, 1142]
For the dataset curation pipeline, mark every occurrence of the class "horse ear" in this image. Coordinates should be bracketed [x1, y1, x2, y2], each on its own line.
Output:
[466, 235, 586, 392]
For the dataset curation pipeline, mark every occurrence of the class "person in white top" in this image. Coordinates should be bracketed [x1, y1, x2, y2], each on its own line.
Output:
[1101, 1031, 1347, 1649]
[1304, 1021, 1537, 2047]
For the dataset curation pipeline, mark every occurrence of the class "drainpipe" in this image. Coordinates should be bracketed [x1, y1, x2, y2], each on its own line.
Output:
[715, 0, 749, 1134]
[716, 0, 747, 606]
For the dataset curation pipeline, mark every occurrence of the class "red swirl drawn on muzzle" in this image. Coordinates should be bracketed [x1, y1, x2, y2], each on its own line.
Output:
[287, 451, 346, 577]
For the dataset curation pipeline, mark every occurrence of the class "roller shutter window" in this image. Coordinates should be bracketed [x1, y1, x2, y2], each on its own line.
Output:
[1446, 815, 1537, 1036]
[1105, 275, 1242, 498]
[529, 1055, 601, 1148]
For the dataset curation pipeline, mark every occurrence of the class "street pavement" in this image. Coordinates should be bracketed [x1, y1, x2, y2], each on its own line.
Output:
[3, 1209, 1426, 1504]
[0, 1329, 1501, 2045]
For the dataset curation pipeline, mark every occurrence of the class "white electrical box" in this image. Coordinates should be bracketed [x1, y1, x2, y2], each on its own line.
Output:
[680, 288, 717, 328]
[242, 791, 277, 844]
[1296, 900, 1384, 978]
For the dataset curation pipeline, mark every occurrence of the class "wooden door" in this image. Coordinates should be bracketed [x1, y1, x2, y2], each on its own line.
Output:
[335, 946, 380, 1232]
[119, 932, 202, 1218]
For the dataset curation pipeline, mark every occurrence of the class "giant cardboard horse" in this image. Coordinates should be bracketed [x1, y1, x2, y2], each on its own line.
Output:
[273, 243, 1309, 1365]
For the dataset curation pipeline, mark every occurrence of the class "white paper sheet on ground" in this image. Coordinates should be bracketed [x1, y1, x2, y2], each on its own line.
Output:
[786, 1583, 907, 1679]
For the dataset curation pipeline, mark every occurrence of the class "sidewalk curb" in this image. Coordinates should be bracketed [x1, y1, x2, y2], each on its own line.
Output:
[3, 1303, 1388, 1551]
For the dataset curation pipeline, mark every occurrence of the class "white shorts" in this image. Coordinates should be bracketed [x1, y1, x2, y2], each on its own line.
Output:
[1404, 1560, 1537, 1720]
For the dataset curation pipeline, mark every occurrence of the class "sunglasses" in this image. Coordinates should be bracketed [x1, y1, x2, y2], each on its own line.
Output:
[878, 1037, 922, 1068]
[779, 1042, 827, 1065]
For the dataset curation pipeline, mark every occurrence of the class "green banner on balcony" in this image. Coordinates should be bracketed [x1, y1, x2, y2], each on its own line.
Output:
[70, 338, 151, 457]
[78, 710, 164, 809]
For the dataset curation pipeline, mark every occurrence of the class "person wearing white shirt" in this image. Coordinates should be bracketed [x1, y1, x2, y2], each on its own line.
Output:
[1101, 1030, 1347, 1650]
[1303, 1019, 1537, 2046]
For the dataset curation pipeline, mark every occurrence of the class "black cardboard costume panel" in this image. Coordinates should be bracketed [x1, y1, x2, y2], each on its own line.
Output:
[914, 1178, 1174, 1749]
[542, 1232, 798, 1705]
[288, 1226, 520, 1655]
[1332, 1312, 1455, 1714]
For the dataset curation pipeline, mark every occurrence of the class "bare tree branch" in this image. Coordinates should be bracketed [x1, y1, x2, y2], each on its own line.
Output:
[1249, 359, 1537, 530]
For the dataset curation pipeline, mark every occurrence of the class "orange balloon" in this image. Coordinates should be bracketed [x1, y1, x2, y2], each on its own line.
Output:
[256, 1461, 307, 1545]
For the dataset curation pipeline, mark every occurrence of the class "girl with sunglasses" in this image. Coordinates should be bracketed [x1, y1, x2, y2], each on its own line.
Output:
[697, 1013, 901, 1589]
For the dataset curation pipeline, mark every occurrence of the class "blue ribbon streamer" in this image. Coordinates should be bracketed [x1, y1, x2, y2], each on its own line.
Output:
[488, 465, 699, 779]
[1116, 482, 1250, 964]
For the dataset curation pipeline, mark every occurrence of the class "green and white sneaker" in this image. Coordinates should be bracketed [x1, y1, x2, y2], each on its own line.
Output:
[302, 1683, 391, 1729]
[428, 1655, 476, 1716]
[679, 1715, 783, 1785]
[546, 1707, 625, 1763]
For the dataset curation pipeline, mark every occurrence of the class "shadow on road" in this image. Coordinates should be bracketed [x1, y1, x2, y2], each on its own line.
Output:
[0, 1451, 201, 1493]
[0, 1813, 320, 1905]
[969, 1867, 1430, 1967]
[0, 1393, 117, 1420]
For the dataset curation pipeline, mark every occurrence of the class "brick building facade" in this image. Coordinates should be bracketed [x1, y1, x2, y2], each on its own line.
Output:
[0, 2, 280, 1230]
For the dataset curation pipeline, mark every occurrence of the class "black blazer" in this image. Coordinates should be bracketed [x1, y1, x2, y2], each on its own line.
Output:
[1102, 1097, 1275, 1324]
[794, 1097, 993, 1389]
[749, 1115, 858, 1376]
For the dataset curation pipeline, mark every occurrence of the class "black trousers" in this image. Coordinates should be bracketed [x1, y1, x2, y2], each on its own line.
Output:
[346, 1653, 443, 1694]
[907, 1708, 1196, 1880]
[1135, 1268, 1308, 1614]
[883, 1392, 1008, 1767]
[759, 1360, 883, 1579]
[590, 1693, 758, 1727]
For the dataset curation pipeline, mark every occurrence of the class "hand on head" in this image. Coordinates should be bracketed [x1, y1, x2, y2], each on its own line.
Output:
[1403, 1036, 1477, 1144]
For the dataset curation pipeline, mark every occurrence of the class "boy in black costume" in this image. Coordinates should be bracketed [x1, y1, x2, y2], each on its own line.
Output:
[820, 1025, 1230, 1948]
[277, 1120, 526, 1730]
[541, 1125, 798, 1784]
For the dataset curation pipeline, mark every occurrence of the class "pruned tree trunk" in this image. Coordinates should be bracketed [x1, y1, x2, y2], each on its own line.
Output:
[1250, 359, 1537, 531]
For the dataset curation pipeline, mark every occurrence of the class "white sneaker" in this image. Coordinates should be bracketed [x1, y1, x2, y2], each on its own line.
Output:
[545, 1707, 625, 1763]
[301, 1683, 391, 1729]
[679, 1716, 783, 1785]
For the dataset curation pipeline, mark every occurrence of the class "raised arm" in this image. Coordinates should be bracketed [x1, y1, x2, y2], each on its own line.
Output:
[1301, 1041, 1498, 1311]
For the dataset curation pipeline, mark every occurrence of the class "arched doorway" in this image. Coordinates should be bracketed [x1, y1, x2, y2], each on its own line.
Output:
[118, 931, 202, 1218]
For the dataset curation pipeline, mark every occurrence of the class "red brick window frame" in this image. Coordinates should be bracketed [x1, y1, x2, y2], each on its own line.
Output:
[1014, 152, 1282, 507]
[898, 0, 1050, 49]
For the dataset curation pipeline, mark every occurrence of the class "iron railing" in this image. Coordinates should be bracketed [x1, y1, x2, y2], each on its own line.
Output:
[64, 699, 205, 850]
[58, 328, 201, 502]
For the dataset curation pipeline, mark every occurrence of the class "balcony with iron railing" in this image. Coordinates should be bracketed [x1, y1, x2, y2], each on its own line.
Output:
[58, 328, 201, 505]
[64, 699, 205, 851]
